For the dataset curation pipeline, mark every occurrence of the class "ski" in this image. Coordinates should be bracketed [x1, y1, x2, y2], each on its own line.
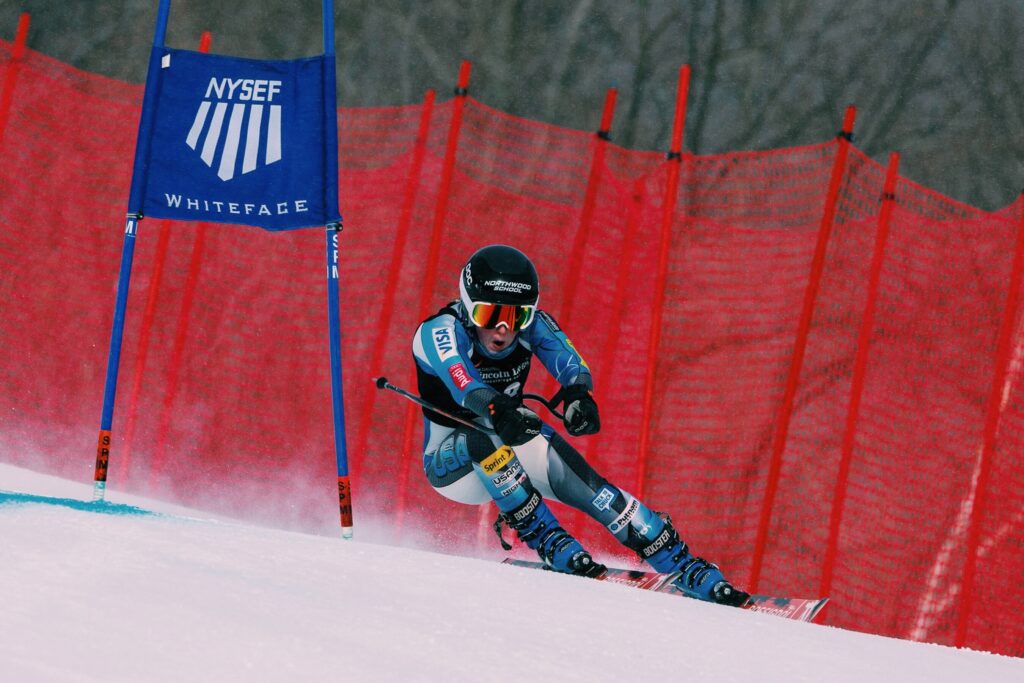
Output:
[502, 558, 829, 623]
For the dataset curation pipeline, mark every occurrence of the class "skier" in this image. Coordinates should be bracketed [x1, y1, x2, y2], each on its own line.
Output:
[412, 244, 749, 606]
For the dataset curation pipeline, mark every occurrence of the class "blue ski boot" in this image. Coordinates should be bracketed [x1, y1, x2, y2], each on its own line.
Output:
[639, 515, 749, 607]
[500, 491, 605, 577]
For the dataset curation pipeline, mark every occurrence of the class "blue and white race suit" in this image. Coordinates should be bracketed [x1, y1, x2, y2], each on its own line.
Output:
[412, 300, 666, 552]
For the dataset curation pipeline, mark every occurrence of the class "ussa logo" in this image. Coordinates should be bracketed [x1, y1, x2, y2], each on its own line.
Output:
[186, 77, 283, 182]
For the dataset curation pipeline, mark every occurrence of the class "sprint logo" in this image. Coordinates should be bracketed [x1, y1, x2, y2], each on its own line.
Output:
[186, 77, 283, 182]
[481, 446, 514, 476]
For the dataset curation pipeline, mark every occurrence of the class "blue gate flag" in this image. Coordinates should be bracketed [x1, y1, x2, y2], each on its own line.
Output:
[128, 46, 340, 231]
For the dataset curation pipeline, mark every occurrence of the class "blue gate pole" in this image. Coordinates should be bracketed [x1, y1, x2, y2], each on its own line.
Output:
[327, 225, 353, 538]
[93, 216, 141, 500]
[322, 0, 352, 537]
[92, 0, 172, 500]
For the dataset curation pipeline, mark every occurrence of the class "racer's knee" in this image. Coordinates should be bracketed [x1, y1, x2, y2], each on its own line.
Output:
[422, 424, 503, 505]
[423, 426, 483, 503]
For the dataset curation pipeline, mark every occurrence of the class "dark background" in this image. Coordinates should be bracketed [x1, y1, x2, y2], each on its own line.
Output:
[2, 0, 1021, 209]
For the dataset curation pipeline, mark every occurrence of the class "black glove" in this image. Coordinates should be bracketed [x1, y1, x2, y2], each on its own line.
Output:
[488, 393, 542, 447]
[561, 384, 600, 436]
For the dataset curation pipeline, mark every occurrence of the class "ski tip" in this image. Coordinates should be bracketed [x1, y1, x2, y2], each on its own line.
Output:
[743, 594, 830, 622]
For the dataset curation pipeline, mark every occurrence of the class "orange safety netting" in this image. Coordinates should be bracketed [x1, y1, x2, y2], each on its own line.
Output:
[0, 41, 1021, 656]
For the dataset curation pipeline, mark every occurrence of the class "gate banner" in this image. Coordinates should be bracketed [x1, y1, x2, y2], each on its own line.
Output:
[128, 46, 338, 231]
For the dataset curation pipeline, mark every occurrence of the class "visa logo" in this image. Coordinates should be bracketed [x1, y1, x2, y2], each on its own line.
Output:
[432, 326, 457, 361]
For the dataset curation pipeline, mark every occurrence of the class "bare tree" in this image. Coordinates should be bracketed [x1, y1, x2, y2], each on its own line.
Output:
[0, 0, 1021, 208]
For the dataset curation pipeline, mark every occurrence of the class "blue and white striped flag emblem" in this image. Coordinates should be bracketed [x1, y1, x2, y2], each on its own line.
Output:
[185, 95, 283, 182]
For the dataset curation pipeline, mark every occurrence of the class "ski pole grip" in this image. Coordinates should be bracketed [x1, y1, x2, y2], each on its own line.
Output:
[374, 376, 389, 390]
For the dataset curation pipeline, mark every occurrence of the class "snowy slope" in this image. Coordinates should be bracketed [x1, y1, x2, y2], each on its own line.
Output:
[2, 463, 1022, 682]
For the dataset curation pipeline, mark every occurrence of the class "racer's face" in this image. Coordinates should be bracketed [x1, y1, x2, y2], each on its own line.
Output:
[476, 323, 516, 354]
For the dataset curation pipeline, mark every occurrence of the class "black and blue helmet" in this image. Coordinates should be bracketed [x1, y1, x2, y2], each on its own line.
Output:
[459, 245, 539, 329]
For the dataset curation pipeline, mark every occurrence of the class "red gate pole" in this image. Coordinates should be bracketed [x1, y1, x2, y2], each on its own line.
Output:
[118, 220, 172, 484]
[120, 33, 212, 486]
[0, 12, 31, 151]
[635, 65, 690, 499]
[955, 193, 1024, 647]
[147, 219, 209, 491]
[820, 151, 899, 599]
[394, 61, 472, 535]
[586, 177, 646, 471]
[352, 88, 436, 485]
[558, 87, 617, 329]
[748, 105, 856, 592]
[554, 88, 617, 533]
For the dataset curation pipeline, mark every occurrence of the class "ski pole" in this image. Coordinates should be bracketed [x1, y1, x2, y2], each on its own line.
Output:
[522, 392, 565, 420]
[373, 376, 497, 435]
[374, 377, 566, 427]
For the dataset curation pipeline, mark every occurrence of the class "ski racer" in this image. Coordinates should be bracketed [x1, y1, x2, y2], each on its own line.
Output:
[412, 244, 749, 606]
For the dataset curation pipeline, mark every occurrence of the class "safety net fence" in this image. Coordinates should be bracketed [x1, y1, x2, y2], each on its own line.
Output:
[0, 39, 1021, 656]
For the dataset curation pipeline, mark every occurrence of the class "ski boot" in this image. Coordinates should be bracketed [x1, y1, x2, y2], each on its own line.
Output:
[639, 515, 749, 607]
[497, 491, 605, 578]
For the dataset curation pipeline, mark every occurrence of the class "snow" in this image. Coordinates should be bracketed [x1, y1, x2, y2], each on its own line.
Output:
[2, 463, 1022, 682]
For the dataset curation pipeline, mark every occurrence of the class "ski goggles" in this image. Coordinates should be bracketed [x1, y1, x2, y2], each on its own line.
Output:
[467, 302, 537, 330]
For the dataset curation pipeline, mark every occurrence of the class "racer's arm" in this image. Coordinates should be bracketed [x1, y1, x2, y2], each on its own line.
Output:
[412, 312, 495, 412]
[522, 310, 600, 435]
[521, 310, 594, 389]
[412, 312, 543, 446]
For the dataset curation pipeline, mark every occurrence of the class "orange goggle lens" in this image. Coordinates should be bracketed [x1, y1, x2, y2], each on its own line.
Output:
[469, 302, 536, 330]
